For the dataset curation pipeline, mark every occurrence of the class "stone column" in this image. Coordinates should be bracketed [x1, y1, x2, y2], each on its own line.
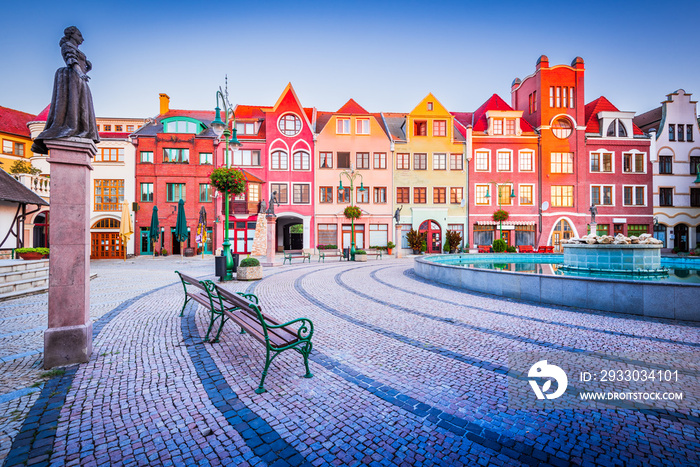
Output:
[395, 225, 403, 259]
[44, 137, 96, 369]
[263, 216, 277, 267]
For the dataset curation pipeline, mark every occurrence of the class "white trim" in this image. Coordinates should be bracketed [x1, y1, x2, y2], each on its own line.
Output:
[518, 149, 535, 172]
[517, 183, 536, 206]
[269, 182, 290, 205]
[277, 112, 303, 138]
[291, 182, 312, 205]
[545, 217, 580, 246]
[588, 148, 615, 174]
[621, 150, 647, 175]
[622, 185, 647, 207]
[474, 148, 491, 172]
[495, 148, 513, 172]
[589, 184, 615, 207]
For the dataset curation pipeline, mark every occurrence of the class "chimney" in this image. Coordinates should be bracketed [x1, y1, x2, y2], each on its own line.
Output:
[159, 93, 170, 115]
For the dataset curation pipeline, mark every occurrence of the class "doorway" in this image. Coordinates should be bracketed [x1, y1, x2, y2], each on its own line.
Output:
[419, 220, 442, 254]
[674, 224, 689, 252]
[33, 212, 49, 248]
[551, 219, 573, 252]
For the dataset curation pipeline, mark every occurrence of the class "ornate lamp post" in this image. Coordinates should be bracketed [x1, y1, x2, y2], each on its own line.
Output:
[210, 81, 241, 280]
[485, 182, 515, 240]
[339, 165, 365, 261]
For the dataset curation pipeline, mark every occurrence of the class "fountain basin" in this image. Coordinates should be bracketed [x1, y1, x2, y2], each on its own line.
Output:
[561, 244, 665, 274]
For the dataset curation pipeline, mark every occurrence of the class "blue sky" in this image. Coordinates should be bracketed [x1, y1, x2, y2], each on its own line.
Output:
[2, 0, 698, 119]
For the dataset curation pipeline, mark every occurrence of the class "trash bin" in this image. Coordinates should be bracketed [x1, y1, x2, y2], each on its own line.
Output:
[343, 248, 349, 259]
[215, 255, 226, 280]
[231, 254, 239, 273]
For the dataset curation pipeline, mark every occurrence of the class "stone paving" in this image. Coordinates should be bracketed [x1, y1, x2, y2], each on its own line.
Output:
[0, 255, 699, 466]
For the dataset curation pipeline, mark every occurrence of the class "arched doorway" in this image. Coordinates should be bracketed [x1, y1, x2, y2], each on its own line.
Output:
[276, 215, 305, 252]
[551, 219, 573, 252]
[674, 224, 689, 252]
[419, 220, 442, 254]
[33, 212, 49, 248]
[91, 218, 123, 259]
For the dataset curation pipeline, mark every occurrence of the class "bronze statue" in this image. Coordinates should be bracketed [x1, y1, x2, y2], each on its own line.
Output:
[394, 205, 403, 224]
[32, 26, 100, 154]
[266, 191, 281, 217]
[589, 203, 598, 223]
[258, 198, 267, 214]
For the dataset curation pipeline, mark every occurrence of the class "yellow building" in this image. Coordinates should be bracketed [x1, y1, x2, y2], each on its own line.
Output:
[383, 94, 466, 253]
[0, 105, 37, 171]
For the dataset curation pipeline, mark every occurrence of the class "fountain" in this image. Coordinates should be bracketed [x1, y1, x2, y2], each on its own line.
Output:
[560, 233, 667, 275]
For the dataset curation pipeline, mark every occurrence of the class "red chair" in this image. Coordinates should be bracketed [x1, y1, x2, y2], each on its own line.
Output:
[478, 245, 492, 253]
[536, 246, 547, 253]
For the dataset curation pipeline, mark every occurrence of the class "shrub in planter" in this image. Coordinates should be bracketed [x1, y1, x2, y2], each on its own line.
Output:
[161, 248, 168, 256]
[506, 245, 517, 253]
[318, 244, 338, 250]
[237, 256, 262, 280]
[344, 206, 362, 219]
[492, 239, 507, 253]
[15, 247, 50, 260]
[210, 167, 247, 196]
[445, 230, 463, 253]
[406, 229, 425, 254]
[354, 249, 367, 262]
[386, 241, 395, 255]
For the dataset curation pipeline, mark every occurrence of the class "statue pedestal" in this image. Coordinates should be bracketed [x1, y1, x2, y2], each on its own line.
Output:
[262, 216, 277, 267]
[590, 222, 597, 236]
[395, 225, 403, 258]
[44, 137, 95, 368]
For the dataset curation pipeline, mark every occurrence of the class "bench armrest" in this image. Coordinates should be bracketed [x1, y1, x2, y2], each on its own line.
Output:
[266, 317, 314, 341]
[236, 292, 259, 304]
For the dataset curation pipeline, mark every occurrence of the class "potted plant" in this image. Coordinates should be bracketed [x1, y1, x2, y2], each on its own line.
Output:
[15, 247, 49, 260]
[354, 249, 367, 262]
[386, 241, 395, 255]
[445, 230, 463, 253]
[492, 239, 507, 253]
[506, 245, 517, 253]
[161, 248, 168, 257]
[237, 256, 263, 280]
[406, 229, 425, 255]
[210, 167, 247, 196]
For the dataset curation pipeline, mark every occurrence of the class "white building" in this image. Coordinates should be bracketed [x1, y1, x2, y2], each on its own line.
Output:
[634, 89, 700, 252]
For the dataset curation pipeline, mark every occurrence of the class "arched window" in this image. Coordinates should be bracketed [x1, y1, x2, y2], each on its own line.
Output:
[271, 150, 288, 170]
[551, 118, 572, 139]
[278, 114, 301, 137]
[607, 119, 627, 137]
[92, 218, 121, 229]
[293, 151, 310, 170]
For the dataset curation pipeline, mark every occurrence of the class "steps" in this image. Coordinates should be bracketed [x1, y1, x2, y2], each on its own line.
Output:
[0, 259, 49, 301]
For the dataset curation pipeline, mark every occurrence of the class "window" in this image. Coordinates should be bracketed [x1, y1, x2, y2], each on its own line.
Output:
[199, 153, 213, 165]
[278, 114, 301, 136]
[414, 121, 427, 136]
[369, 224, 388, 248]
[556, 86, 561, 107]
[519, 151, 534, 172]
[356, 119, 370, 135]
[320, 152, 333, 168]
[591, 186, 613, 206]
[356, 187, 369, 204]
[427, 102, 433, 111]
[374, 187, 387, 204]
[691, 156, 700, 175]
[628, 224, 649, 237]
[235, 122, 256, 134]
[623, 186, 646, 206]
[337, 152, 351, 169]
[115, 125, 123, 132]
[413, 187, 426, 204]
[433, 187, 446, 204]
[569, 87, 575, 108]
[233, 149, 260, 166]
[293, 151, 310, 170]
[103, 124, 111, 131]
[248, 184, 259, 202]
[607, 119, 627, 137]
[400, 224, 411, 248]
[505, 119, 516, 135]
[492, 119, 503, 135]
[337, 187, 350, 203]
[678, 124, 684, 142]
[140, 183, 153, 202]
[318, 224, 338, 246]
[562, 87, 567, 108]
[293, 184, 310, 204]
[126, 125, 134, 132]
[552, 118, 572, 139]
[590, 152, 612, 172]
[433, 120, 446, 137]
[496, 151, 512, 171]
[450, 187, 463, 204]
[396, 153, 410, 170]
[688, 125, 694, 142]
[659, 156, 673, 174]
[622, 152, 644, 173]
[473, 224, 494, 246]
[2, 140, 24, 156]
[691, 188, 700, 207]
[356, 152, 370, 169]
[396, 187, 410, 204]
[164, 120, 200, 134]
[271, 183, 288, 204]
[271, 150, 288, 170]
[450, 153, 463, 170]
[475, 151, 489, 171]
[96, 148, 124, 162]
[433, 153, 446, 170]
[163, 148, 189, 163]
[140, 151, 153, 163]
[447, 224, 464, 248]
[166, 183, 186, 202]
[498, 184, 513, 206]
[475, 185, 490, 205]
[373, 152, 387, 169]
[199, 184, 212, 202]
[336, 118, 350, 134]
[549, 87, 554, 107]
[519, 185, 534, 205]
[94, 180, 124, 211]
[669, 124, 675, 141]
[551, 186, 573, 207]
[551, 152, 574, 173]
[320, 187, 333, 203]
[659, 188, 673, 206]
[414, 153, 427, 170]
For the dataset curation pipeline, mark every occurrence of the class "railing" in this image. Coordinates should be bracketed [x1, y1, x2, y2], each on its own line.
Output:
[12, 173, 50, 198]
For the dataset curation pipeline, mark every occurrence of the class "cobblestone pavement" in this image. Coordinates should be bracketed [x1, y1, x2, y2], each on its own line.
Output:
[1, 255, 699, 466]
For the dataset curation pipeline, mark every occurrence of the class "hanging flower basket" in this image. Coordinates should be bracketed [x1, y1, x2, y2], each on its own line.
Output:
[210, 167, 247, 195]
[493, 209, 509, 222]
[344, 206, 362, 220]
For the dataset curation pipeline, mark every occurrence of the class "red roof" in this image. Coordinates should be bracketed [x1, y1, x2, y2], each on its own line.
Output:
[99, 132, 131, 139]
[467, 94, 534, 133]
[234, 105, 266, 120]
[303, 107, 314, 124]
[240, 169, 264, 184]
[0, 106, 37, 137]
[451, 112, 473, 128]
[35, 105, 50, 122]
[584, 96, 644, 135]
[336, 99, 369, 115]
[158, 109, 215, 122]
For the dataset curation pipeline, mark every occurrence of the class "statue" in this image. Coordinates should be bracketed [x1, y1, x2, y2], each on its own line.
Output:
[31, 26, 100, 155]
[258, 198, 267, 214]
[394, 205, 403, 224]
[589, 203, 598, 224]
[266, 191, 281, 217]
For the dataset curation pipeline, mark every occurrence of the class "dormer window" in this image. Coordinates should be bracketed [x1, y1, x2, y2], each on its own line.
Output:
[492, 119, 503, 135]
[414, 120, 427, 136]
[606, 119, 627, 137]
[336, 118, 350, 134]
[164, 119, 201, 134]
[356, 118, 370, 135]
[235, 122, 256, 135]
[505, 119, 516, 135]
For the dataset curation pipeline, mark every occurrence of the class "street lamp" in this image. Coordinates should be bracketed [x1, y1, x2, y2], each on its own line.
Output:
[339, 165, 365, 261]
[484, 182, 515, 241]
[210, 79, 242, 280]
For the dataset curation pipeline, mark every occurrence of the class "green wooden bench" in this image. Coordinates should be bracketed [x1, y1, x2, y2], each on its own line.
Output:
[365, 248, 383, 259]
[283, 249, 310, 264]
[317, 248, 345, 262]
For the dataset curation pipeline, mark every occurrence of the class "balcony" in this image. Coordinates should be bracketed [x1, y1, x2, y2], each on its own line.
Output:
[13, 173, 50, 200]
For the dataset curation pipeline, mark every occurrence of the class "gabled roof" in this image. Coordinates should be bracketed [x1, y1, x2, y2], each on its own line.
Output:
[467, 94, 534, 133]
[233, 105, 266, 140]
[0, 106, 36, 138]
[315, 111, 333, 134]
[0, 170, 49, 206]
[380, 113, 407, 142]
[33, 105, 51, 123]
[371, 113, 391, 139]
[451, 112, 473, 129]
[264, 83, 315, 130]
[336, 99, 369, 115]
[633, 106, 662, 133]
[584, 96, 643, 135]
[240, 169, 264, 184]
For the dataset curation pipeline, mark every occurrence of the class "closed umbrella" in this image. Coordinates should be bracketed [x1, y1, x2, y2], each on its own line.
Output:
[174, 198, 188, 262]
[119, 202, 133, 261]
[196, 206, 207, 258]
[149, 206, 160, 257]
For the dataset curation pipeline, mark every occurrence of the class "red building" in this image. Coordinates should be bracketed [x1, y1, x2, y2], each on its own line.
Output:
[511, 56, 652, 250]
[132, 94, 217, 255]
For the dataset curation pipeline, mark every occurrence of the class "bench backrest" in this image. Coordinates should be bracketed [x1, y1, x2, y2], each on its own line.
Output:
[284, 249, 306, 255]
[209, 282, 268, 335]
[176, 271, 208, 293]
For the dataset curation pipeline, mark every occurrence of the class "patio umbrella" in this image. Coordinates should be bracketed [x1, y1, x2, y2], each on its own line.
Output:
[149, 206, 160, 257]
[196, 206, 207, 258]
[174, 198, 188, 262]
[119, 202, 133, 261]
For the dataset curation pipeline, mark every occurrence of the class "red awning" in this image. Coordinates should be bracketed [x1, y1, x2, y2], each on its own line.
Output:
[476, 220, 536, 226]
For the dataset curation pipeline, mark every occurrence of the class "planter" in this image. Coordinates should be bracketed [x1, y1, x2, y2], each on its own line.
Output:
[386, 248, 393, 255]
[237, 265, 262, 281]
[19, 252, 44, 260]
[354, 254, 367, 262]
[183, 247, 195, 257]
[412, 249, 421, 255]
